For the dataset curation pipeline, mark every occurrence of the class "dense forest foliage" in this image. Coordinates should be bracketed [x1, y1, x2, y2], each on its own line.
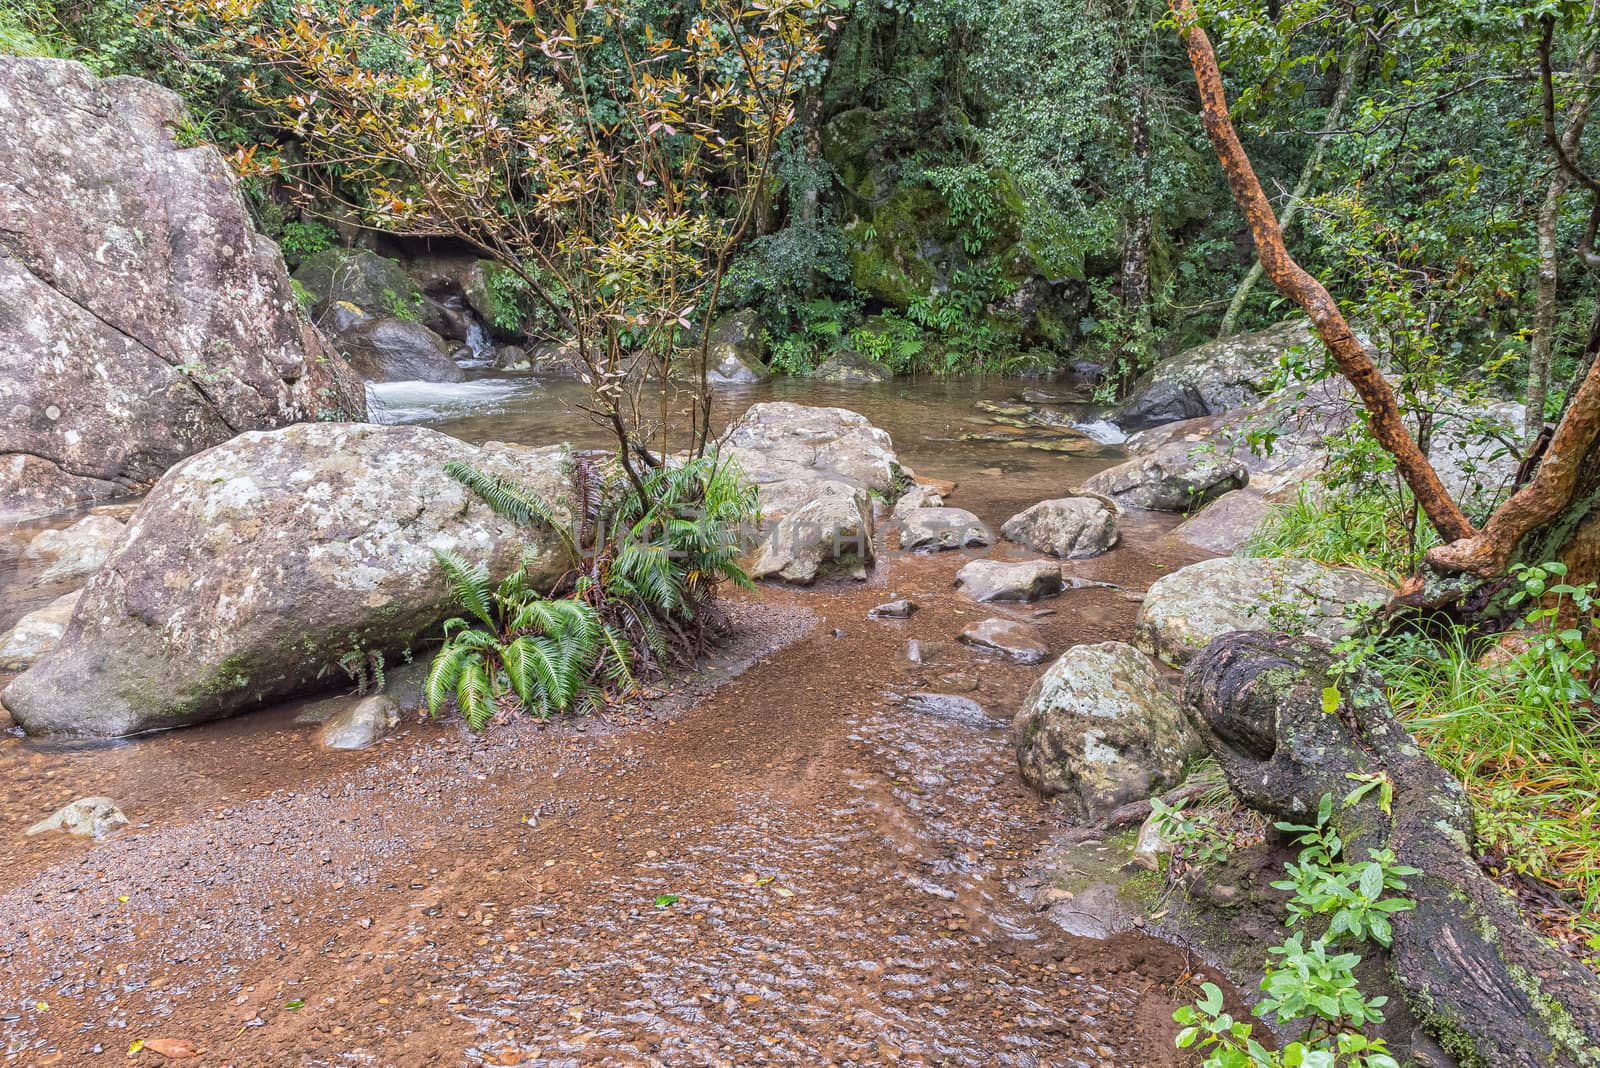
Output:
[7, 0, 1596, 411]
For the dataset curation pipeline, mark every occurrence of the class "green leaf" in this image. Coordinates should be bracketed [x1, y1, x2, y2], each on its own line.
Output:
[1321, 685, 1341, 714]
[653, 894, 680, 908]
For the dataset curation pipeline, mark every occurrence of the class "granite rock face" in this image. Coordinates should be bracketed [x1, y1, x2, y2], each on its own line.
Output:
[0, 57, 366, 519]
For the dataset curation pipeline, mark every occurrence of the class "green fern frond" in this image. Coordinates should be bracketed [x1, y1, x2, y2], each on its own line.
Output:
[433, 548, 495, 629]
[446, 460, 577, 562]
[456, 660, 498, 731]
[425, 642, 476, 717]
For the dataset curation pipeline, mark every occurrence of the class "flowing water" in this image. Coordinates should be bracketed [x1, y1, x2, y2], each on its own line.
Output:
[0, 373, 1223, 1066]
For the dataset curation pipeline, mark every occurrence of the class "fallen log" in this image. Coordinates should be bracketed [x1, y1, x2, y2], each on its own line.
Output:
[1182, 631, 1600, 1068]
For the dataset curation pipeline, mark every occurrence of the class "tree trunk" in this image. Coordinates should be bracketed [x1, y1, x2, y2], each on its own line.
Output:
[1217, 42, 1361, 339]
[1169, 0, 1475, 544]
[1527, 46, 1600, 442]
[1529, 172, 1570, 442]
[1184, 632, 1600, 1068]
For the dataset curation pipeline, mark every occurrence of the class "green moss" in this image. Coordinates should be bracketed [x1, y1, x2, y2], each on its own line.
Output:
[846, 186, 945, 307]
[1508, 963, 1600, 1067]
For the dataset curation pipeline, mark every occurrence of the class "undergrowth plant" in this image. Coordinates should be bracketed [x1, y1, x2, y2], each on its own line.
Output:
[1172, 792, 1416, 1068]
[426, 454, 758, 729]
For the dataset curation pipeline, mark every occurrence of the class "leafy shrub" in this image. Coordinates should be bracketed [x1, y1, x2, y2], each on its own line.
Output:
[1173, 793, 1414, 1068]
[425, 454, 759, 729]
[278, 220, 337, 268]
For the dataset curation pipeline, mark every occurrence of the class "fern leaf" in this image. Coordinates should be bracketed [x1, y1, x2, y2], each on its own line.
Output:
[446, 461, 577, 562]
[432, 548, 495, 630]
[457, 660, 497, 731]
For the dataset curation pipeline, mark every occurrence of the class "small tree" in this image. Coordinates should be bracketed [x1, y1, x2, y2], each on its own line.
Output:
[153, 0, 834, 489]
[1169, 0, 1600, 607]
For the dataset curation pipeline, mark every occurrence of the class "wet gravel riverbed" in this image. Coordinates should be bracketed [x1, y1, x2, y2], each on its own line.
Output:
[0, 377, 1227, 1066]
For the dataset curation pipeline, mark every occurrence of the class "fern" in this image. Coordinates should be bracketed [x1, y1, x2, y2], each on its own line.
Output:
[445, 460, 578, 562]
[426, 450, 760, 730]
[433, 549, 495, 629]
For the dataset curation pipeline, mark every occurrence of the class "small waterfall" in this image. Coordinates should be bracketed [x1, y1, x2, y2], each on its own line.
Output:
[443, 295, 495, 361]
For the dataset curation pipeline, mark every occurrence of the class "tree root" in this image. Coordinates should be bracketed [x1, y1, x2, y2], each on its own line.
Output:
[1182, 631, 1600, 1068]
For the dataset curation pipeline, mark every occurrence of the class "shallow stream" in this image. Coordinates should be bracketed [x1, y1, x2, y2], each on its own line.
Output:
[0, 373, 1223, 1066]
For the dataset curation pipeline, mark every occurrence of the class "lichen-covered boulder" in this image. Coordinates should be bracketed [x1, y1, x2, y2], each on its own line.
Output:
[1014, 641, 1197, 817]
[1081, 440, 1247, 512]
[706, 309, 770, 384]
[895, 506, 993, 552]
[1001, 496, 1119, 559]
[0, 58, 366, 520]
[724, 403, 904, 584]
[2, 423, 573, 737]
[1114, 320, 1314, 430]
[18, 515, 125, 588]
[749, 490, 874, 584]
[1135, 556, 1391, 666]
[721, 402, 902, 495]
[335, 317, 466, 383]
[0, 590, 79, 671]
[292, 246, 422, 321]
[954, 559, 1063, 603]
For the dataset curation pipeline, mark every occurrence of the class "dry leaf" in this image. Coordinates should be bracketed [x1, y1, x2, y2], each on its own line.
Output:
[145, 1038, 201, 1059]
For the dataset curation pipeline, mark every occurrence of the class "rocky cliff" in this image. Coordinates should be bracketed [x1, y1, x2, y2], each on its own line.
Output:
[0, 57, 366, 520]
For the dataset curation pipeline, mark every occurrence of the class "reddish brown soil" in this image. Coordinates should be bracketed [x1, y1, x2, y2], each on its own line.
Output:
[0, 531, 1221, 1068]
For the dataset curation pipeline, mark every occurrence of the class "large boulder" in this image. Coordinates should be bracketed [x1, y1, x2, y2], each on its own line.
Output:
[0, 58, 366, 520]
[723, 403, 905, 583]
[1014, 641, 1198, 817]
[1114, 320, 1314, 430]
[721, 402, 902, 495]
[706, 309, 770, 384]
[1135, 556, 1391, 666]
[1081, 440, 1247, 512]
[1001, 496, 1119, 559]
[2, 423, 573, 737]
[292, 247, 423, 321]
[748, 490, 874, 584]
[335, 317, 466, 383]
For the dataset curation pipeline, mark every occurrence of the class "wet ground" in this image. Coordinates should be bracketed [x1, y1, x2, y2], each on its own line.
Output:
[0, 375, 1225, 1066]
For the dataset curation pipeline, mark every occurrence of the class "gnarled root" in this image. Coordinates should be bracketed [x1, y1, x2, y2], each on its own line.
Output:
[1183, 632, 1600, 1068]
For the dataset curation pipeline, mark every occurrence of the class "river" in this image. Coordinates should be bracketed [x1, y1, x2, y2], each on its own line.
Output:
[0, 373, 1223, 1066]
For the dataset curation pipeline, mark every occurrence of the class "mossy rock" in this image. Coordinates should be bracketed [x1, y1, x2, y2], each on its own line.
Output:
[463, 259, 524, 340]
[821, 106, 887, 200]
[291, 247, 422, 320]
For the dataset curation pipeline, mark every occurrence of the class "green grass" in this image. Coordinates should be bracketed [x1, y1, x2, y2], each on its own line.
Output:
[1243, 484, 1439, 585]
[1244, 489, 1600, 961]
[1369, 628, 1600, 960]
